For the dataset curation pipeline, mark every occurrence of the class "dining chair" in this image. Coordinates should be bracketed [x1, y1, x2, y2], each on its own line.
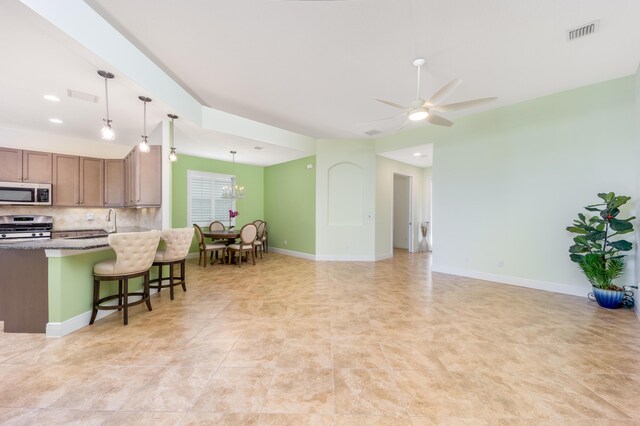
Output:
[253, 221, 266, 259]
[150, 227, 194, 300]
[91, 230, 161, 325]
[226, 223, 257, 267]
[208, 220, 230, 246]
[193, 224, 227, 268]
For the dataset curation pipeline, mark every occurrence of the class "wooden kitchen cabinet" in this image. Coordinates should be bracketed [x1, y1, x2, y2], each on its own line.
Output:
[0, 148, 52, 183]
[22, 150, 52, 184]
[52, 154, 79, 206]
[104, 159, 125, 207]
[53, 155, 105, 207]
[79, 157, 104, 207]
[0, 148, 23, 182]
[124, 145, 161, 207]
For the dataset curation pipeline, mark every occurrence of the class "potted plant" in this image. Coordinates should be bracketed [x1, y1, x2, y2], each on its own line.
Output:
[566, 192, 636, 309]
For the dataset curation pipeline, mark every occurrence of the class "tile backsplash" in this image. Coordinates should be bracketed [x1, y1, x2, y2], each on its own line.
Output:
[0, 206, 161, 231]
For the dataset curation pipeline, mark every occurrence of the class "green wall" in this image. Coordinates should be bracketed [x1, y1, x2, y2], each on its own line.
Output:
[264, 156, 316, 254]
[172, 153, 265, 252]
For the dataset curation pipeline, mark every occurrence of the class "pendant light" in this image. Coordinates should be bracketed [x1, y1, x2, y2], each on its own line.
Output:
[138, 96, 152, 153]
[221, 150, 246, 200]
[168, 114, 178, 162]
[98, 70, 115, 141]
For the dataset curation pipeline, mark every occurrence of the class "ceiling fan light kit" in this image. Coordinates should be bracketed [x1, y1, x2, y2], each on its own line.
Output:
[373, 58, 497, 133]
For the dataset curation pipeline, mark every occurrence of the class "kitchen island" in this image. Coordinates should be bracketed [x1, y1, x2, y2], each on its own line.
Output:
[0, 227, 156, 336]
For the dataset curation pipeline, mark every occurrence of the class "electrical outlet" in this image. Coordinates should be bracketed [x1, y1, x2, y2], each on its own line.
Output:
[86, 213, 94, 221]
[498, 260, 504, 268]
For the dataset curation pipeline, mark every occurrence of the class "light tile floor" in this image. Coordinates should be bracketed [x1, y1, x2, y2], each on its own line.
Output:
[1, 250, 639, 425]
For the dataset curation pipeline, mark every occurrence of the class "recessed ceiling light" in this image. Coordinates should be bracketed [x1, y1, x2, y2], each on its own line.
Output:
[49, 118, 63, 124]
[413, 152, 422, 157]
[43, 94, 60, 102]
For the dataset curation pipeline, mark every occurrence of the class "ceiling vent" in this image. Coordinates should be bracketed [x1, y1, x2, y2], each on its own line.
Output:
[67, 89, 99, 103]
[364, 129, 381, 136]
[567, 20, 599, 41]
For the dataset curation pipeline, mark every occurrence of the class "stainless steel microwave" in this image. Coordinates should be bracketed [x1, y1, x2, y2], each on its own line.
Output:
[0, 182, 52, 206]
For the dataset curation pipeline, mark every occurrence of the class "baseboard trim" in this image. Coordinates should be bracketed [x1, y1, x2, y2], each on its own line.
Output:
[431, 264, 587, 298]
[46, 289, 159, 338]
[315, 254, 376, 262]
[375, 252, 393, 261]
[269, 247, 316, 261]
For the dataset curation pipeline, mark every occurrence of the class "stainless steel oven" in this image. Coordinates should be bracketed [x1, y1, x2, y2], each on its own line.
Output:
[0, 182, 51, 206]
[0, 215, 53, 242]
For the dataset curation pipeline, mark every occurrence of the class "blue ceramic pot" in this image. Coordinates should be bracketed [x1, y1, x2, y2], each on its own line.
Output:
[591, 287, 624, 309]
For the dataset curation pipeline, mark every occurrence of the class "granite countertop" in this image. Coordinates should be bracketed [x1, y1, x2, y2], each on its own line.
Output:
[0, 227, 153, 250]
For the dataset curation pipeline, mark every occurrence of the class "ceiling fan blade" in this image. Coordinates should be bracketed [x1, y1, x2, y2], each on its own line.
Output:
[425, 78, 462, 107]
[393, 120, 411, 134]
[433, 97, 498, 113]
[374, 98, 410, 110]
[427, 113, 453, 127]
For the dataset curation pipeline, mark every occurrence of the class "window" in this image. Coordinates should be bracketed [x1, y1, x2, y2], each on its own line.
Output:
[187, 170, 235, 227]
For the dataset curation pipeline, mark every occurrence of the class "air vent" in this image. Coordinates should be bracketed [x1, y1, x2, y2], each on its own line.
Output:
[67, 89, 99, 103]
[364, 129, 381, 136]
[567, 20, 599, 41]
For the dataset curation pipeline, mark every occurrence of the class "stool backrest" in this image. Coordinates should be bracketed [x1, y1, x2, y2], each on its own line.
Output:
[256, 221, 266, 239]
[160, 228, 194, 261]
[107, 230, 161, 274]
[239, 223, 257, 245]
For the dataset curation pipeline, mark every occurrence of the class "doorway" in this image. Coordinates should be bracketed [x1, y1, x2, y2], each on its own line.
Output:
[393, 173, 413, 252]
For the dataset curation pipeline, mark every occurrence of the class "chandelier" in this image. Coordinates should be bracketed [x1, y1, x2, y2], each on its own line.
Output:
[221, 150, 246, 200]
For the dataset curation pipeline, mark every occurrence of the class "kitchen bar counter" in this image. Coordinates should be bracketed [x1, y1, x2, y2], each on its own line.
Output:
[0, 227, 158, 335]
[0, 227, 151, 250]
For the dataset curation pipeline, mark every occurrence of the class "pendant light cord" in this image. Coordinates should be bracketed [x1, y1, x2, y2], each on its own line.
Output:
[143, 100, 147, 140]
[104, 77, 110, 123]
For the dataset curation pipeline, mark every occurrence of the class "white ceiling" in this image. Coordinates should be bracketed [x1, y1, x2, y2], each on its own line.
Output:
[86, 0, 640, 140]
[379, 143, 433, 168]
[3, 1, 640, 168]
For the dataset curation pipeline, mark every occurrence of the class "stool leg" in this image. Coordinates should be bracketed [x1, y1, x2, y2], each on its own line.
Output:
[180, 259, 187, 292]
[90, 277, 99, 325]
[118, 280, 123, 311]
[169, 263, 175, 300]
[145, 271, 153, 312]
[157, 264, 163, 293]
[123, 278, 129, 326]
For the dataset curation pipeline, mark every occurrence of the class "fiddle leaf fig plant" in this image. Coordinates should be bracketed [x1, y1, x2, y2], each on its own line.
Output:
[567, 192, 635, 290]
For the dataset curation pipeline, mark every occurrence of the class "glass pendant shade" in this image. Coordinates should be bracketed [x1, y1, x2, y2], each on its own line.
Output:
[101, 122, 115, 141]
[169, 147, 177, 162]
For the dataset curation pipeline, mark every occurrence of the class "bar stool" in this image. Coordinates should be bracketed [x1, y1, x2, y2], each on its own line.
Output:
[90, 230, 161, 326]
[149, 228, 194, 300]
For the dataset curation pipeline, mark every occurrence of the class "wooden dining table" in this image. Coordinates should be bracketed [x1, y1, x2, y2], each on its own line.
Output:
[203, 229, 240, 241]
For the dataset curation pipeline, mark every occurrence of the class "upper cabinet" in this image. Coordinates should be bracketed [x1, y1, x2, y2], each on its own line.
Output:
[125, 145, 161, 207]
[0, 145, 159, 208]
[52, 154, 80, 206]
[23, 151, 52, 184]
[79, 157, 104, 207]
[53, 155, 105, 207]
[0, 148, 51, 183]
[104, 159, 125, 207]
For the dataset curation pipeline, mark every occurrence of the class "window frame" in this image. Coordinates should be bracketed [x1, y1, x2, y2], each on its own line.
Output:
[187, 170, 236, 228]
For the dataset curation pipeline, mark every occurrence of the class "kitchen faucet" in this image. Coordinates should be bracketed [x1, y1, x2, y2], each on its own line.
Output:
[106, 208, 117, 233]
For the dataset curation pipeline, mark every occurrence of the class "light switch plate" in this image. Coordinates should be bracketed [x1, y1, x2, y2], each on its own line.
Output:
[86, 213, 94, 221]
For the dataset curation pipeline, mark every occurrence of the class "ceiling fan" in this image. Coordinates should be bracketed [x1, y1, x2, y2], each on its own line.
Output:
[374, 58, 497, 133]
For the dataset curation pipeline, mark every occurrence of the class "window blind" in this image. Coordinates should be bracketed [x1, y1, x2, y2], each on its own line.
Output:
[188, 171, 235, 227]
